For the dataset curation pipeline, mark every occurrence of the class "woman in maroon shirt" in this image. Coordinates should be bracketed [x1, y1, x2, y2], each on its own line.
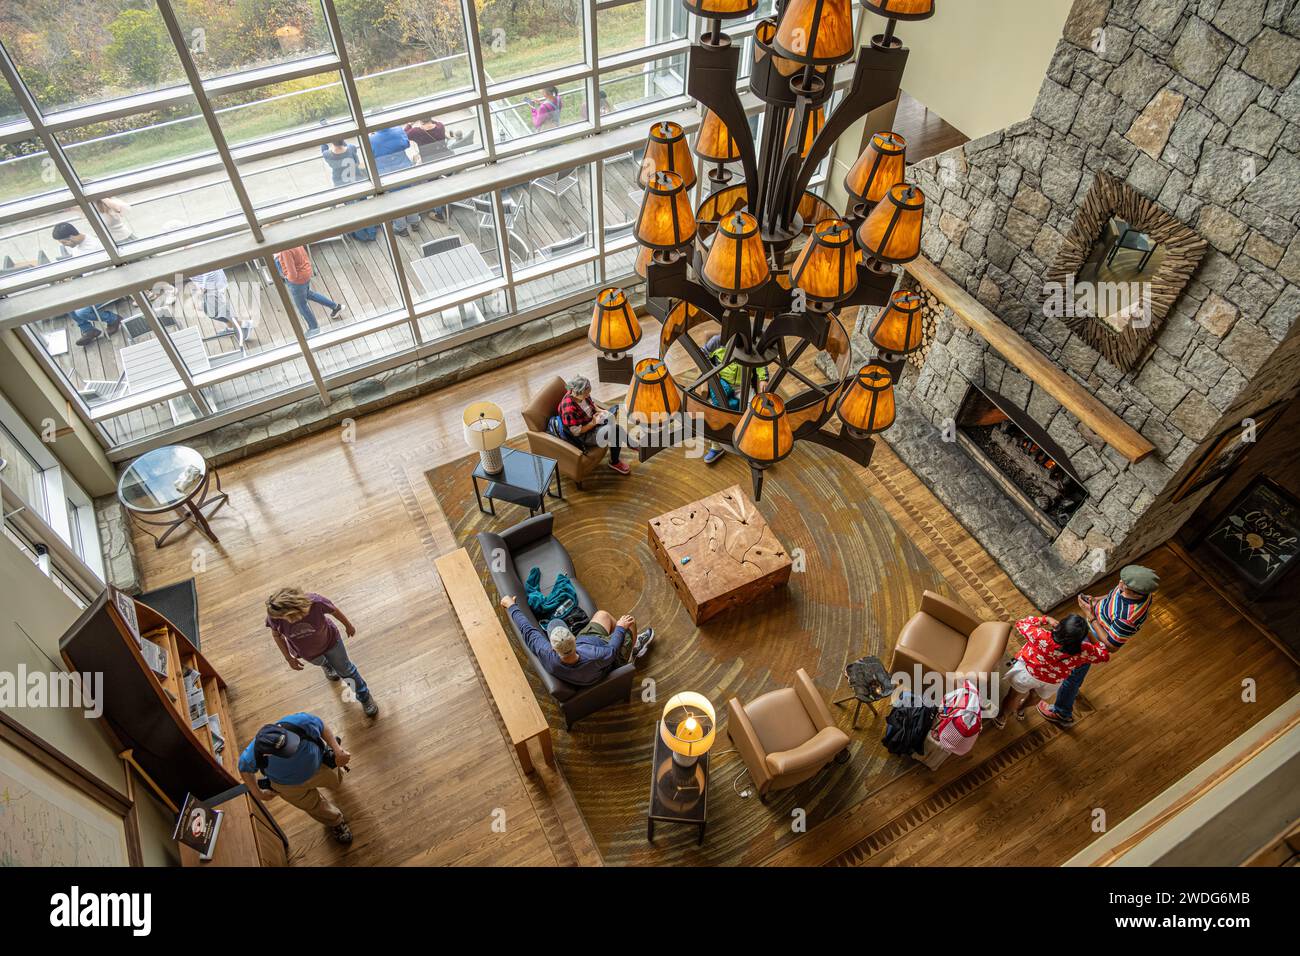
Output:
[265, 588, 378, 717]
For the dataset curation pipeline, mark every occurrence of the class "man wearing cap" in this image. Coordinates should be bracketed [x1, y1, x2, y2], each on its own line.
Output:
[238, 712, 354, 844]
[1039, 564, 1159, 727]
[499, 594, 654, 685]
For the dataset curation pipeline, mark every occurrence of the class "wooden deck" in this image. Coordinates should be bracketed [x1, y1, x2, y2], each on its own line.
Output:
[36, 154, 649, 446]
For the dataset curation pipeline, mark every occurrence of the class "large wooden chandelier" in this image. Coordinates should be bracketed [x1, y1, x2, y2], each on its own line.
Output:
[588, 0, 937, 499]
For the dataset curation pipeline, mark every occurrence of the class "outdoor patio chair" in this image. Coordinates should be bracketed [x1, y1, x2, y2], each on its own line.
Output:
[420, 236, 462, 258]
[537, 234, 588, 261]
[77, 372, 127, 405]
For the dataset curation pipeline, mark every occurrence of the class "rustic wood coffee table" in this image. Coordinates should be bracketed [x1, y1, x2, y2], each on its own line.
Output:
[647, 484, 792, 624]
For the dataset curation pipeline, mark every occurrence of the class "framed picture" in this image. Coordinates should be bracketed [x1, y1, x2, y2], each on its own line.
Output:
[0, 713, 142, 866]
[1201, 476, 1300, 594]
[1171, 400, 1287, 504]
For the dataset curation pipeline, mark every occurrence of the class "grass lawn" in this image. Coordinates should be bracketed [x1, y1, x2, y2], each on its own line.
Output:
[1, 10, 650, 205]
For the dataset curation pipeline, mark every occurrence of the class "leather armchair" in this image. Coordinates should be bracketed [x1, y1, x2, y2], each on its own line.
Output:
[726, 668, 851, 801]
[477, 513, 634, 729]
[891, 590, 1010, 689]
[522, 377, 607, 488]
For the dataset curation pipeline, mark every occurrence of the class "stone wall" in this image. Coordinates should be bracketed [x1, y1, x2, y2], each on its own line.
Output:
[861, 0, 1300, 607]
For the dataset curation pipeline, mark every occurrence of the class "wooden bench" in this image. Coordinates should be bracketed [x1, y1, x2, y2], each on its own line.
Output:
[434, 547, 554, 773]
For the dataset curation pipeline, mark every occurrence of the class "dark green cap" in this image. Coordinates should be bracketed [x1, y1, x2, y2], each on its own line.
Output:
[1120, 565, 1160, 595]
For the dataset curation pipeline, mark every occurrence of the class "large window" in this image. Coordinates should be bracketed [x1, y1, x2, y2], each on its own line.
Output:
[1, 0, 853, 458]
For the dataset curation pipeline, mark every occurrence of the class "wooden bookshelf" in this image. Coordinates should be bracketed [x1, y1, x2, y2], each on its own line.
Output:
[59, 588, 288, 865]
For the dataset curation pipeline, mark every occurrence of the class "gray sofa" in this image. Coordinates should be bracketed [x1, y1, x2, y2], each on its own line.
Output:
[476, 513, 635, 729]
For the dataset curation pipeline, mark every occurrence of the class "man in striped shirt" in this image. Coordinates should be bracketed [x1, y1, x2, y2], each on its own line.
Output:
[1040, 564, 1159, 726]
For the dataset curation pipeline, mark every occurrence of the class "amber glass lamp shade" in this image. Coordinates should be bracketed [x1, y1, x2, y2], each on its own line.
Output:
[695, 109, 741, 163]
[845, 131, 907, 205]
[861, 0, 937, 20]
[857, 182, 925, 264]
[639, 121, 696, 190]
[773, 0, 856, 65]
[869, 290, 924, 354]
[634, 244, 654, 279]
[636, 170, 696, 250]
[589, 287, 641, 354]
[682, 0, 759, 20]
[786, 106, 825, 158]
[735, 393, 794, 464]
[626, 358, 682, 421]
[838, 364, 895, 435]
[791, 219, 858, 301]
[702, 212, 769, 295]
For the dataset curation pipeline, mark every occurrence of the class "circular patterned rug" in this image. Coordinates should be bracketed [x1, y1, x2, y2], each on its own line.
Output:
[427, 439, 955, 865]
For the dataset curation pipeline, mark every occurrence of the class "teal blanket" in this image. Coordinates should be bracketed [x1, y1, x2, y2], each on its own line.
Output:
[525, 567, 578, 619]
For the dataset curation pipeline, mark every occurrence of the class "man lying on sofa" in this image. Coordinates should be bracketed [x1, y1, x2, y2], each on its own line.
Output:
[499, 595, 654, 685]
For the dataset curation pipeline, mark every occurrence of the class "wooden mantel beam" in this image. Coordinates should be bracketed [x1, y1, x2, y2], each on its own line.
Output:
[905, 256, 1155, 465]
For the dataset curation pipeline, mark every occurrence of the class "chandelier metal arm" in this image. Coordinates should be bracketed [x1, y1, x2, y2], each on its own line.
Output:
[787, 43, 910, 211]
[687, 42, 761, 211]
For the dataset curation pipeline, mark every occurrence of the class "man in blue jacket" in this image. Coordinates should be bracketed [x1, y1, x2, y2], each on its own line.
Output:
[499, 594, 654, 685]
[367, 125, 421, 234]
[239, 713, 353, 844]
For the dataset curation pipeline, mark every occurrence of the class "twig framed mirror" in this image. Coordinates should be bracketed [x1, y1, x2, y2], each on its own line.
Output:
[1044, 172, 1206, 372]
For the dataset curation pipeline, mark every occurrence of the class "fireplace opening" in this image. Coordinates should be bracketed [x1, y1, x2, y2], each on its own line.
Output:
[955, 384, 1088, 537]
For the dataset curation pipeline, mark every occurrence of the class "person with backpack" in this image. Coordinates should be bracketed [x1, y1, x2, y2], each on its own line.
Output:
[265, 587, 378, 717]
[994, 613, 1109, 728]
[238, 713, 354, 844]
[555, 374, 630, 475]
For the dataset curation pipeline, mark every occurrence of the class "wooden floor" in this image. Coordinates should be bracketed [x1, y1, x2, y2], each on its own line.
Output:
[893, 90, 970, 163]
[130, 319, 1296, 870]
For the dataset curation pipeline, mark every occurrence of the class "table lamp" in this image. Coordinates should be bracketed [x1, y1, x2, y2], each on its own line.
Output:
[661, 692, 716, 768]
[463, 401, 507, 475]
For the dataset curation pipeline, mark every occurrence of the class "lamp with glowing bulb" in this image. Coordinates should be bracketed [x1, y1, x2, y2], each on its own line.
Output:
[869, 288, 924, 356]
[845, 131, 907, 209]
[695, 108, 742, 185]
[857, 182, 925, 270]
[837, 364, 896, 439]
[639, 121, 696, 190]
[590, 286, 642, 384]
[791, 218, 858, 306]
[701, 210, 770, 306]
[661, 692, 716, 768]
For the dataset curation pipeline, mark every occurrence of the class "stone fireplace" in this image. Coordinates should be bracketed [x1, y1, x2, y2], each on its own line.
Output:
[837, 0, 1300, 609]
[954, 384, 1089, 538]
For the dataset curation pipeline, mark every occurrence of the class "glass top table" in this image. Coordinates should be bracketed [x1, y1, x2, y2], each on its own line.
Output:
[471, 447, 561, 517]
[117, 444, 228, 547]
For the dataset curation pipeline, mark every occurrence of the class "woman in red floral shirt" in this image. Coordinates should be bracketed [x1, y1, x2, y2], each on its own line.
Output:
[993, 614, 1108, 728]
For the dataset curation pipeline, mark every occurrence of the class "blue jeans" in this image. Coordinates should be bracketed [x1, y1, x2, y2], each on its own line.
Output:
[286, 280, 338, 330]
[71, 303, 123, 334]
[310, 637, 370, 702]
[1053, 663, 1089, 720]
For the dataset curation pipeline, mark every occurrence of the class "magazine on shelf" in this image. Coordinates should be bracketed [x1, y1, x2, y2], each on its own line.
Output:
[183, 668, 207, 729]
[172, 793, 223, 861]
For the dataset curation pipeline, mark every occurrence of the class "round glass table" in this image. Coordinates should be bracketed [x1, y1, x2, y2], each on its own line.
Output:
[117, 444, 229, 547]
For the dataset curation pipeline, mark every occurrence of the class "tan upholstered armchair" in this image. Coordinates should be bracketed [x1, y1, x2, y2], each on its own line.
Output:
[726, 668, 851, 801]
[522, 376, 609, 488]
[891, 590, 1010, 688]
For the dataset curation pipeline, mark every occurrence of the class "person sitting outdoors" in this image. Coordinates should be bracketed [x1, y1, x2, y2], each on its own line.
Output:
[556, 374, 630, 475]
[527, 87, 563, 131]
[51, 223, 125, 346]
[368, 125, 421, 234]
[499, 594, 653, 686]
[403, 118, 451, 222]
[994, 613, 1109, 728]
[320, 139, 364, 187]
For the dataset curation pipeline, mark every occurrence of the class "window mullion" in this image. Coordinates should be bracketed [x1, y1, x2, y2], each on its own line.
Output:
[383, 220, 423, 346]
[319, 0, 382, 194]
[461, 0, 498, 165]
[155, 0, 267, 243]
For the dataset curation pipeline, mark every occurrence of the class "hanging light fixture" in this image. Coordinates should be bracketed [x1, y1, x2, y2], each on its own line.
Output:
[858, 182, 926, 268]
[590, 287, 641, 354]
[791, 218, 858, 306]
[869, 288, 925, 355]
[838, 364, 896, 438]
[845, 131, 907, 208]
[588, 0, 943, 498]
[702, 211, 770, 305]
[639, 121, 696, 190]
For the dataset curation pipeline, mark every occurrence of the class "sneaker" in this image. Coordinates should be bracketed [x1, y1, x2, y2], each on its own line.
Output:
[1037, 700, 1074, 725]
[75, 329, 103, 347]
[329, 304, 344, 319]
[360, 695, 379, 718]
[633, 627, 655, 659]
[409, 218, 423, 231]
[609, 460, 631, 475]
[105, 319, 122, 336]
[322, 663, 340, 681]
[703, 447, 726, 465]
[331, 820, 353, 844]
